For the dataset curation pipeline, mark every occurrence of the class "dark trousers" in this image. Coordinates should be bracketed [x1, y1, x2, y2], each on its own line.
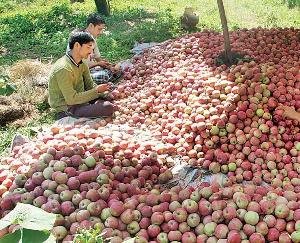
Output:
[57, 99, 114, 120]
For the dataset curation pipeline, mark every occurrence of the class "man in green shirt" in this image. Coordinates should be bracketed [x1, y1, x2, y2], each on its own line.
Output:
[48, 31, 115, 119]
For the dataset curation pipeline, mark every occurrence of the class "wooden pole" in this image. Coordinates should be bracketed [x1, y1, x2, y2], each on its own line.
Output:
[217, 0, 232, 64]
[94, 0, 111, 16]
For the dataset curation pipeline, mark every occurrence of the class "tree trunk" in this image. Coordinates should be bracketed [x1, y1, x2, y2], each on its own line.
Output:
[70, 0, 84, 3]
[217, 0, 232, 64]
[94, 0, 111, 16]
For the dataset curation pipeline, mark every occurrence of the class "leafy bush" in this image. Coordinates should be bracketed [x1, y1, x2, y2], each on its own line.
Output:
[0, 203, 57, 243]
[283, 0, 300, 8]
[0, 75, 16, 96]
[0, 0, 39, 14]
[0, 4, 180, 64]
[97, 8, 182, 62]
[74, 226, 104, 243]
[0, 1, 184, 65]
[0, 3, 86, 65]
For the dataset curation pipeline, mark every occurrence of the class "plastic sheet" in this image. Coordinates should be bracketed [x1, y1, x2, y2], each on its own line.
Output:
[163, 157, 229, 189]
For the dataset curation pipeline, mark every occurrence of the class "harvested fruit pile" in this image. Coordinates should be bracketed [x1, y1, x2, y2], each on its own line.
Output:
[0, 27, 300, 242]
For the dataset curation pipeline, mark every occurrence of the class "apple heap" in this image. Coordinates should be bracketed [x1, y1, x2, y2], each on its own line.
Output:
[0, 27, 299, 242]
[0, 145, 168, 240]
[111, 27, 299, 188]
[2, 178, 300, 243]
[0, 123, 173, 199]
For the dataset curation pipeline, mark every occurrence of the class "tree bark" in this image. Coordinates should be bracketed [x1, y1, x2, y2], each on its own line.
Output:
[217, 0, 232, 64]
[70, 0, 84, 3]
[94, 0, 111, 16]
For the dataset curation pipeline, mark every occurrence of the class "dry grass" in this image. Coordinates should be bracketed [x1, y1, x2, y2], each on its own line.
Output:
[0, 59, 51, 127]
[9, 59, 49, 76]
[9, 59, 51, 85]
[8, 59, 50, 106]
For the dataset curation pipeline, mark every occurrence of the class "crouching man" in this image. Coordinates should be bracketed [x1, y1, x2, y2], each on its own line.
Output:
[48, 31, 116, 119]
[68, 13, 122, 84]
[83, 13, 122, 84]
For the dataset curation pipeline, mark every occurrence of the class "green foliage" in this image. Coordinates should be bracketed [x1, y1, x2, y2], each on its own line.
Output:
[283, 0, 300, 8]
[0, 111, 56, 156]
[0, 203, 57, 243]
[0, 229, 56, 243]
[97, 8, 182, 62]
[74, 227, 104, 243]
[0, 126, 17, 156]
[0, 3, 181, 65]
[0, 75, 16, 96]
[0, 3, 86, 65]
[36, 100, 51, 113]
[0, 0, 38, 14]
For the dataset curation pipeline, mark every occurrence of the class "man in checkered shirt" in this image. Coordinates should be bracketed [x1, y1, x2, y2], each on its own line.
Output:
[68, 13, 122, 84]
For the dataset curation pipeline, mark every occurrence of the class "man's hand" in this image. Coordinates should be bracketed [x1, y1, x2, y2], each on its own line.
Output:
[281, 105, 296, 118]
[110, 64, 121, 72]
[97, 60, 111, 68]
[96, 83, 110, 93]
[280, 105, 300, 122]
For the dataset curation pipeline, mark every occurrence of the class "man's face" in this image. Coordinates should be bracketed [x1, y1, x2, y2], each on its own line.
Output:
[89, 23, 105, 38]
[78, 41, 94, 59]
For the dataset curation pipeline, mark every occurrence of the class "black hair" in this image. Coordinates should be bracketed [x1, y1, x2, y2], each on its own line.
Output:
[86, 13, 106, 26]
[68, 31, 95, 49]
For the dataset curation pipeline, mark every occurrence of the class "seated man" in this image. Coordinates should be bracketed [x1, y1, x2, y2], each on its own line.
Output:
[48, 31, 115, 119]
[70, 13, 121, 84]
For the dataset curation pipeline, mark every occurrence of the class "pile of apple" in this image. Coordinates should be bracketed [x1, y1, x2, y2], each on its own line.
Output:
[111, 27, 300, 187]
[0, 27, 299, 242]
[0, 124, 176, 241]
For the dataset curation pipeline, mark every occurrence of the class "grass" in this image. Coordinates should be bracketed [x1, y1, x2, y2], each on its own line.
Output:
[0, 0, 299, 65]
[0, 0, 299, 155]
[0, 111, 56, 156]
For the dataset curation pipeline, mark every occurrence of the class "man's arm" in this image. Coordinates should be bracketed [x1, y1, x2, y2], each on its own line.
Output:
[88, 59, 111, 69]
[83, 64, 96, 90]
[91, 58, 120, 73]
[89, 43, 112, 69]
[281, 105, 300, 122]
[82, 65, 112, 97]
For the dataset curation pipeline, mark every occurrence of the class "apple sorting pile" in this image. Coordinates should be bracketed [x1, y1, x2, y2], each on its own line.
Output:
[0, 27, 299, 242]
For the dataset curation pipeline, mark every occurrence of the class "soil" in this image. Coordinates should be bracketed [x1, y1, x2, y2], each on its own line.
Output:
[215, 51, 253, 66]
[0, 96, 26, 126]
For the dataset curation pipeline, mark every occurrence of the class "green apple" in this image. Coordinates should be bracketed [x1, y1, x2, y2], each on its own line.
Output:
[244, 211, 259, 225]
[219, 128, 227, 137]
[256, 108, 264, 117]
[84, 156, 96, 168]
[228, 162, 237, 172]
[97, 174, 109, 185]
[204, 222, 216, 236]
[295, 142, 300, 151]
[210, 126, 219, 135]
[291, 231, 300, 243]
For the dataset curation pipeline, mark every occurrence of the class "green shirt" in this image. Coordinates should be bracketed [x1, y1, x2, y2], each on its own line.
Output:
[48, 54, 99, 112]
